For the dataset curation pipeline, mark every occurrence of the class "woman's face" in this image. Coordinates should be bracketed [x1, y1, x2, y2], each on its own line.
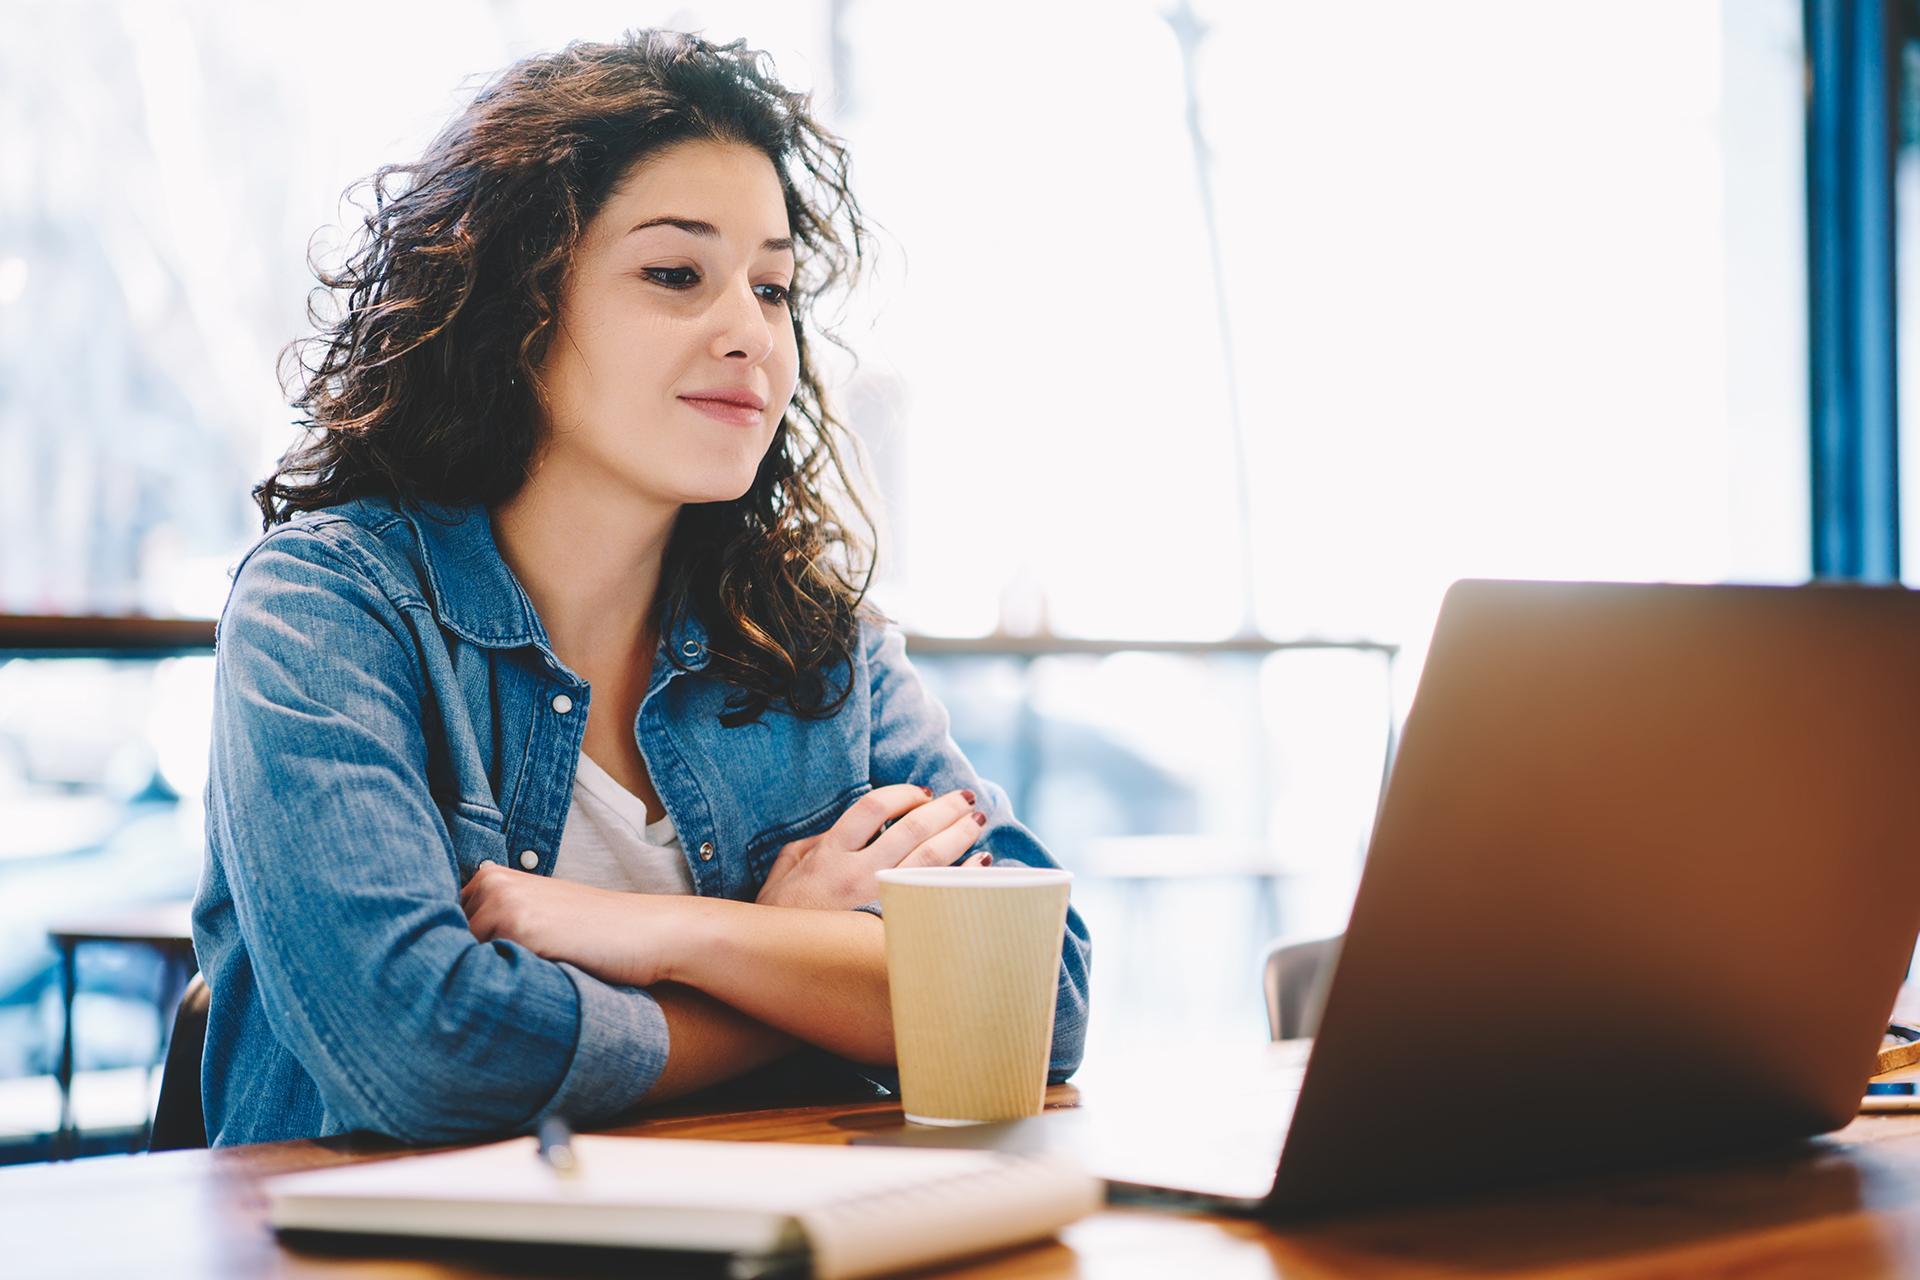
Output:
[535, 139, 800, 506]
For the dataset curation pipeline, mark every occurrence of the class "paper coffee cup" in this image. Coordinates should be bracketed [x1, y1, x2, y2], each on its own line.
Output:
[876, 865, 1073, 1125]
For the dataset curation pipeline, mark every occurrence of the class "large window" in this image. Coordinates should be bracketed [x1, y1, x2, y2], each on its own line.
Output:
[839, 1, 1809, 657]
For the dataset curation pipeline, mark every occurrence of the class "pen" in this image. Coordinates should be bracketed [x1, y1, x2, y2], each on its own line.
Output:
[536, 1115, 579, 1178]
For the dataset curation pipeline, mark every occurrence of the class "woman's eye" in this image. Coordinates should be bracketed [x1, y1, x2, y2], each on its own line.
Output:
[642, 267, 699, 288]
[642, 269, 788, 307]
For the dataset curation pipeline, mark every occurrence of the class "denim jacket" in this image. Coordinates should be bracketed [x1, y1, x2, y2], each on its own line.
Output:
[194, 497, 1091, 1146]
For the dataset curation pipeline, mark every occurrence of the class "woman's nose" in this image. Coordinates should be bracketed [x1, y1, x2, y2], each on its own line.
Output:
[710, 281, 775, 363]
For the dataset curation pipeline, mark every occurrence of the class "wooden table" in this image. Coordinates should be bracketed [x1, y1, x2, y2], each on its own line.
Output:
[17, 1044, 1920, 1278]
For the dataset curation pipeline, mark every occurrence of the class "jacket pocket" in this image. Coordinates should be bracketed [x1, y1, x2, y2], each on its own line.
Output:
[743, 781, 872, 884]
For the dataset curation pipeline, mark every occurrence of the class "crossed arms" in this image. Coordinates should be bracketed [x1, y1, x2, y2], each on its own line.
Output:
[459, 783, 990, 1096]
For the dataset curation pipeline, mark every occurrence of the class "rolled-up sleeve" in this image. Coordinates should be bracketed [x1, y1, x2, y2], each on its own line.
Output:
[861, 620, 1092, 1082]
[206, 530, 668, 1143]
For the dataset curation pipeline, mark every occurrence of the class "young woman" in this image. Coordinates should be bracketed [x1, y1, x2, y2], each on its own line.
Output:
[195, 30, 1090, 1146]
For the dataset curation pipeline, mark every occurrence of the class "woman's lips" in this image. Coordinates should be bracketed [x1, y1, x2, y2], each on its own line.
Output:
[679, 396, 763, 427]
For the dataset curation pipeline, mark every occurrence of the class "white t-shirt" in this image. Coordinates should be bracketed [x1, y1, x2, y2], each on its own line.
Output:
[551, 750, 697, 895]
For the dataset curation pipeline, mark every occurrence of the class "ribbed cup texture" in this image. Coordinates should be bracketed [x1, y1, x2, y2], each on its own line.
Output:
[878, 874, 1071, 1123]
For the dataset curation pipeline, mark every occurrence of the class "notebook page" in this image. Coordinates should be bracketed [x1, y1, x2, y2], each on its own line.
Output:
[799, 1151, 1103, 1279]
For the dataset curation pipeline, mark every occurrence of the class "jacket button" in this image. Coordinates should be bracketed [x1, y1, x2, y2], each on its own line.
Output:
[681, 640, 702, 658]
[518, 850, 540, 870]
[698, 841, 714, 862]
[550, 693, 573, 714]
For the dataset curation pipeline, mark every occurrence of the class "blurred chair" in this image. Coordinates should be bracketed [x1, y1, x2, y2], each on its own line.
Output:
[149, 972, 208, 1152]
[1263, 934, 1342, 1041]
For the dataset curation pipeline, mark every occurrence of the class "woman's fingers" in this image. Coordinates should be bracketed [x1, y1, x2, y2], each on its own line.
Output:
[767, 831, 819, 874]
[860, 790, 978, 869]
[961, 850, 993, 868]
[824, 783, 943, 852]
[460, 861, 500, 913]
[896, 811, 989, 869]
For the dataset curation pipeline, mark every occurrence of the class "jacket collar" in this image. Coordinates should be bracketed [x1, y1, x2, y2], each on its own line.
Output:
[399, 500, 710, 676]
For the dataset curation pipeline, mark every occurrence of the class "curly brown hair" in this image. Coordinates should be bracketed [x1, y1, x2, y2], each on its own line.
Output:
[261, 30, 879, 726]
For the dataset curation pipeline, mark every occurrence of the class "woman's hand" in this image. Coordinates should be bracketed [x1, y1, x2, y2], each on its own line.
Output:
[756, 783, 991, 912]
[461, 862, 684, 987]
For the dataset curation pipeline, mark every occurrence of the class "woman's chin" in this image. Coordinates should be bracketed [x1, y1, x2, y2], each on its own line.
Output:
[588, 447, 766, 507]
[669, 474, 762, 507]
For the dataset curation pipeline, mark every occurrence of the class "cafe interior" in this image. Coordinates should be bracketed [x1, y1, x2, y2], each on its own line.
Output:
[9, 1, 1920, 1276]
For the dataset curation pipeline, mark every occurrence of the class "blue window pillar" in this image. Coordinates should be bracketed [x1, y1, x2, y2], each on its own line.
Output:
[1805, 0, 1901, 581]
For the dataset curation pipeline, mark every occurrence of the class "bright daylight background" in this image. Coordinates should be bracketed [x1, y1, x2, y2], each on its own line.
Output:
[0, 0, 1808, 1141]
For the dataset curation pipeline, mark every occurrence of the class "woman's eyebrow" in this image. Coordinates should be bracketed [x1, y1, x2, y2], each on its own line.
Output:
[626, 215, 793, 254]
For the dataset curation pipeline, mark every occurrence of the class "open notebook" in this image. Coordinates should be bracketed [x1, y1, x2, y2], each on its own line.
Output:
[265, 1135, 1103, 1279]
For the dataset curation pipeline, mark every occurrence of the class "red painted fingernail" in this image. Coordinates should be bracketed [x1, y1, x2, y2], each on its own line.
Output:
[972, 812, 986, 827]
[962, 789, 976, 804]
[981, 854, 993, 866]
[920, 785, 934, 796]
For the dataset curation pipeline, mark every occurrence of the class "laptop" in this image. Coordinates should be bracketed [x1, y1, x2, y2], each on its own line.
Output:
[863, 579, 1920, 1216]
